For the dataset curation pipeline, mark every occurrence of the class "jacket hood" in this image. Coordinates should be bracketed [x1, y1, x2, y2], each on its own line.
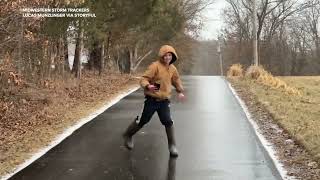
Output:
[158, 45, 178, 65]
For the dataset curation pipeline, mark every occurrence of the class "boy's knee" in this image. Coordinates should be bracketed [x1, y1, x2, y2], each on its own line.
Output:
[161, 119, 173, 127]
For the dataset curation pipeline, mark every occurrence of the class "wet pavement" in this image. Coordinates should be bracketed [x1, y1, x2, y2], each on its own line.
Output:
[9, 76, 281, 180]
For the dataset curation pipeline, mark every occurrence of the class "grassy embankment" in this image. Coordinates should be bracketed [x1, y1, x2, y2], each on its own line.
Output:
[227, 64, 320, 162]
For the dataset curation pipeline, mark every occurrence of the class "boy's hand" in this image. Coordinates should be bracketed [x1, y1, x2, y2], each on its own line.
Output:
[177, 93, 186, 102]
[147, 84, 158, 92]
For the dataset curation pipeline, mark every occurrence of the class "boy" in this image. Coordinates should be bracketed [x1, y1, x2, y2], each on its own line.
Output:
[123, 45, 185, 157]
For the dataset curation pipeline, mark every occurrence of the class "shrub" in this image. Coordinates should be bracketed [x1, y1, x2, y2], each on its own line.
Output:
[227, 64, 244, 77]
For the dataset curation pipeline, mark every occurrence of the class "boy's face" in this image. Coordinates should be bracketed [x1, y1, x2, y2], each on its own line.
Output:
[162, 52, 172, 65]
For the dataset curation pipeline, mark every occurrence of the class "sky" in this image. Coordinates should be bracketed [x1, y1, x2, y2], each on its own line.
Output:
[199, 0, 228, 40]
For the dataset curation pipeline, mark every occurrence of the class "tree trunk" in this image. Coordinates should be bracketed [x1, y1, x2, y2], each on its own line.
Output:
[72, 39, 80, 75]
[48, 41, 52, 78]
[315, 36, 320, 58]
[17, 16, 24, 74]
[64, 34, 70, 75]
[118, 48, 131, 73]
[129, 48, 134, 74]
[105, 31, 111, 70]
[88, 41, 99, 71]
[72, 21, 84, 79]
[99, 40, 105, 76]
[58, 36, 65, 78]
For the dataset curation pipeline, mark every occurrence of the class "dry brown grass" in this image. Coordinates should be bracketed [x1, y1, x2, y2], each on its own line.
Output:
[231, 76, 320, 163]
[245, 65, 268, 79]
[242, 65, 301, 96]
[227, 64, 244, 77]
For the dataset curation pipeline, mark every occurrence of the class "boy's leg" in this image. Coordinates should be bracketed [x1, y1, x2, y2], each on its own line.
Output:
[123, 116, 141, 150]
[137, 98, 157, 127]
[123, 98, 157, 150]
[157, 100, 173, 127]
[157, 100, 178, 157]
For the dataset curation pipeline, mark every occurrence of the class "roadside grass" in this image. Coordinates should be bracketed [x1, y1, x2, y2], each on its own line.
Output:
[230, 75, 320, 163]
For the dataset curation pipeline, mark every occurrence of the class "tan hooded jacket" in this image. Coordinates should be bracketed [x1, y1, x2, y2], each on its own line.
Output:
[140, 45, 184, 100]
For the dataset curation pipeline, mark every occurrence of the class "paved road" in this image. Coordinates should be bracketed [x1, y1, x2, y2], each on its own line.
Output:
[10, 76, 281, 180]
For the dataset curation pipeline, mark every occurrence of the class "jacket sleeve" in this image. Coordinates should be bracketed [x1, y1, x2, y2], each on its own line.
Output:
[172, 68, 184, 93]
[140, 63, 157, 89]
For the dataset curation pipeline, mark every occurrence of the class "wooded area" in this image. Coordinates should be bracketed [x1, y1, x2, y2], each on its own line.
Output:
[220, 0, 320, 76]
[0, 0, 211, 88]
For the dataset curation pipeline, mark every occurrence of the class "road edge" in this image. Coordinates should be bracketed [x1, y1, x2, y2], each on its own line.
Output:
[0, 86, 140, 180]
[225, 78, 296, 180]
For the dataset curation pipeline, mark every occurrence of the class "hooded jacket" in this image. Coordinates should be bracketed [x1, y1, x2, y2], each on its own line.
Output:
[140, 45, 184, 100]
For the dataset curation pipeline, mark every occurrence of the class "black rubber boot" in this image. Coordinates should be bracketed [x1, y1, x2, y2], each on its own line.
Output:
[165, 126, 179, 157]
[167, 157, 177, 180]
[123, 116, 141, 150]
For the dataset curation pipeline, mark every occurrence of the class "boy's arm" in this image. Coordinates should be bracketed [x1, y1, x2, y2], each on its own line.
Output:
[172, 68, 184, 93]
[140, 63, 157, 89]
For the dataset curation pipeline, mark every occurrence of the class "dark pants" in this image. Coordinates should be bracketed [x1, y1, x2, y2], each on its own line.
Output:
[136, 96, 173, 128]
